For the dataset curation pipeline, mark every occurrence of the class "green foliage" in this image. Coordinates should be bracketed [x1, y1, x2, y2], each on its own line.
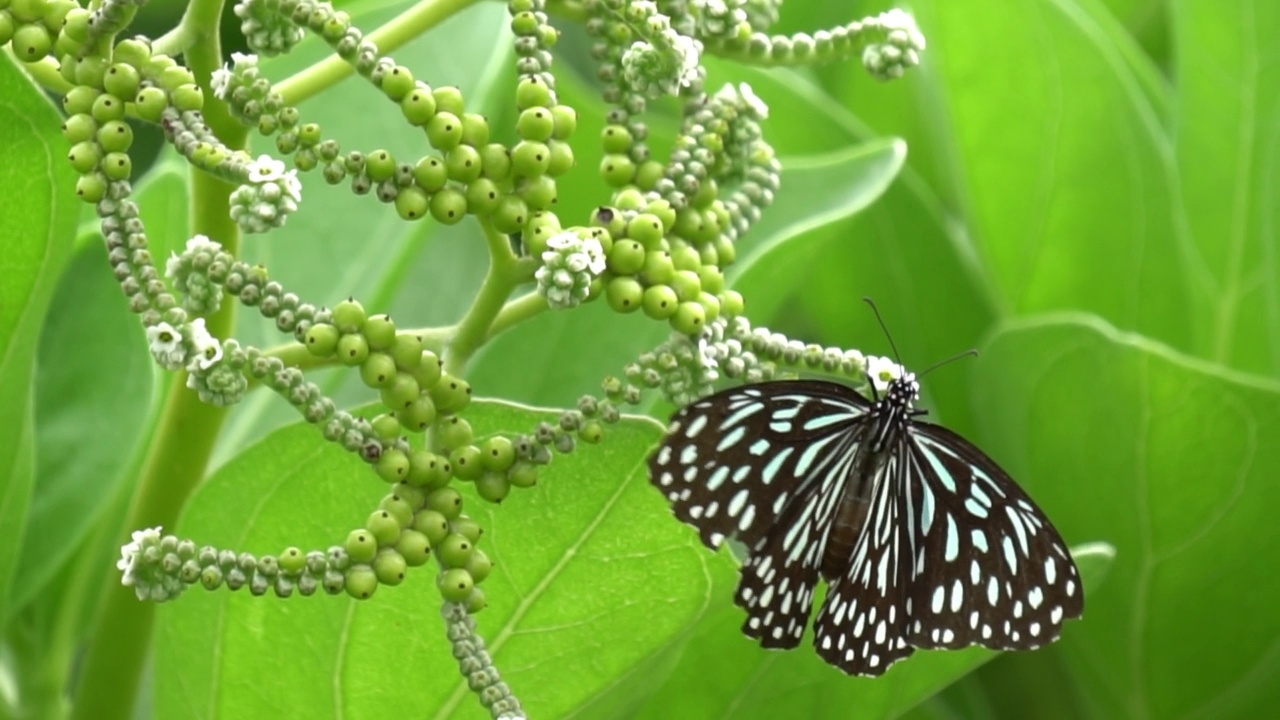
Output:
[2, 0, 1278, 718]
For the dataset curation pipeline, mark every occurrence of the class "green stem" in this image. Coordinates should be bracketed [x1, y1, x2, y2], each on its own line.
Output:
[18, 55, 74, 94]
[487, 291, 548, 340]
[276, 0, 483, 106]
[72, 3, 246, 715]
[442, 221, 520, 375]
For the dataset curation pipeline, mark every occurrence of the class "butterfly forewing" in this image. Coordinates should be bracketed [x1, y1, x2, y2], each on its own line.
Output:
[648, 373, 1084, 677]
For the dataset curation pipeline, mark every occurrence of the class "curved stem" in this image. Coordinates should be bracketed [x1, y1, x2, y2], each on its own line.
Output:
[16, 55, 74, 94]
[441, 221, 520, 376]
[486, 291, 548, 340]
[276, 0, 483, 106]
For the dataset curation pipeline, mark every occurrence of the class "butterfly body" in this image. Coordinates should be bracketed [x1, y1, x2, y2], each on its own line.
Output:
[648, 373, 1083, 676]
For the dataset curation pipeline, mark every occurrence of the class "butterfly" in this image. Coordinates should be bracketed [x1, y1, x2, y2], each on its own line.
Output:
[647, 365, 1083, 676]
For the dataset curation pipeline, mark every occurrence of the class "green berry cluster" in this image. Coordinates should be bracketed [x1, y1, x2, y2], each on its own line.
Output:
[508, 0, 558, 86]
[2, 0, 75, 63]
[233, 0, 308, 56]
[100, 194, 177, 319]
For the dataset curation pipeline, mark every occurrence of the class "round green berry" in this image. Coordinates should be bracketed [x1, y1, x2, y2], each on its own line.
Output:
[397, 394, 437, 432]
[479, 143, 511, 180]
[669, 243, 700, 271]
[480, 436, 515, 471]
[523, 210, 561, 257]
[642, 284, 679, 320]
[698, 266, 726, 295]
[427, 111, 463, 150]
[375, 448, 410, 483]
[345, 564, 378, 599]
[279, 547, 306, 574]
[412, 348, 442, 386]
[62, 85, 99, 115]
[467, 587, 488, 612]
[400, 85, 437, 125]
[720, 289, 745, 317]
[378, 371, 420, 410]
[396, 529, 432, 566]
[363, 315, 396, 350]
[640, 250, 675, 285]
[12, 23, 51, 62]
[669, 270, 702, 302]
[431, 85, 465, 115]
[74, 54, 110, 89]
[579, 420, 604, 443]
[75, 172, 106, 203]
[335, 333, 370, 365]
[366, 509, 402, 546]
[67, 141, 101, 174]
[512, 140, 550, 177]
[360, 348, 394, 386]
[170, 83, 204, 112]
[410, 155, 445, 193]
[550, 104, 577, 139]
[670, 301, 706, 334]
[445, 144, 482, 183]
[379, 493, 416, 527]
[507, 461, 538, 488]
[90, 93, 125, 123]
[333, 298, 367, 333]
[697, 291, 721, 322]
[345, 528, 378, 563]
[516, 106, 554, 142]
[460, 113, 489, 147]
[466, 549, 492, 584]
[436, 415, 473, 450]
[545, 140, 574, 176]
[601, 125, 633, 154]
[371, 413, 402, 440]
[627, 213, 665, 249]
[436, 533, 474, 567]
[607, 239, 645, 276]
[365, 150, 396, 182]
[389, 332, 424, 370]
[305, 323, 340, 356]
[518, 175, 557, 211]
[606, 276, 643, 313]
[646, 198, 677, 230]
[492, 194, 528, 233]
[449, 444, 484, 481]
[101, 152, 131, 181]
[96, 120, 133, 153]
[465, 177, 500, 216]
[102, 63, 141, 99]
[515, 76, 553, 109]
[714, 235, 737, 265]
[61, 113, 95, 144]
[429, 187, 467, 224]
[635, 160, 665, 190]
[158, 64, 196, 91]
[373, 548, 407, 585]
[436, 568, 473, 602]
[394, 185, 430, 220]
[425, 486, 463, 519]
[380, 65, 414, 101]
[451, 515, 483, 543]
[405, 449, 443, 487]
[133, 86, 168, 123]
[413, 508, 450, 545]
[600, 154, 636, 187]
[476, 471, 510, 503]
[112, 38, 151, 67]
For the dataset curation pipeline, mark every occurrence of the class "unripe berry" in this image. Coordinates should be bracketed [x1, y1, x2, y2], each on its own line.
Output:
[394, 185, 430, 220]
[425, 486, 464, 519]
[12, 23, 52, 62]
[344, 529, 378, 563]
[436, 533, 474, 567]
[396, 394, 437, 432]
[607, 240, 646, 276]
[479, 143, 511, 180]
[511, 140, 550, 177]
[407, 449, 451, 488]
[465, 178, 500, 216]
[366, 509, 402, 546]
[305, 323, 340, 356]
[345, 564, 378, 599]
[550, 104, 577, 139]
[720, 289, 745, 317]
[670, 301, 706, 334]
[400, 85, 437, 125]
[476, 472, 511, 503]
[335, 333, 370, 365]
[133, 87, 168, 123]
[380, 65, 414, 101]
[411, 349, 442, 387]
[518, 175, 556, 211]
[641, 250, 675, 285]
[516, 106, 554, 142]
[466, 549, 493, 584]
[426, 111, 463, 150]
[431, 85, 465, 115]
[74, 54, 109, 88]
[515, 76, 553, 109]
[376, 448, 411, 483]
[61, 113, 95, 144]
[378, 372, 420, 410]
[436, 416, 473, 450]
[103, 63, 141, 99]
[373, 548, 407, 585]
[601, 124, 633, 154]
[451, 516, 483, 543]
[332, 298, 367, 333]
[429, 373, 472, 413]
[365, 150, 396, 182]
[96, 120, 133, 153]
[100, 152, 131, 181]
[606, 276, 643, 313]
[371, 413, 402, 440]
[413, 155, 447, 192]
[379, 493, 415, 527]
[600, 154, 636, 187]
[460, 113, 490, 147]
[436, 568, 473, 602]
[480, 436, 515, 471]
[445, 145, 482, 183]
[67, 141, 101, 174]
[429, 187, 468, 224]
[389, 333, 424, 370]
[449, 444, 484, 481]
[508, 461, 538, 488]
[413, 509, 450, 545]
[670, 270, 702, 302]
[396, 529, 431, 566]
[75, 172, 106, 203]
[545, 140, 574, 176]
[642, 284, 679, 320]
[62, 85, 99, 115]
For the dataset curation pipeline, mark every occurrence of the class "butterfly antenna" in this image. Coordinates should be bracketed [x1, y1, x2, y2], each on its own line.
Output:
[862, 297, 904, 366]
[920, 348, 979, 377]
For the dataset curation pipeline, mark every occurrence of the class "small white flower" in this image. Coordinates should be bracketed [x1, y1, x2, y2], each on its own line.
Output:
[865, 355, 904, 393]
[545, 230, 577, 251]
[185, 234, 222, 254]
[582, 237, 607, 275]
[280, 169, 302, 202]
[147, 322, 186, 369]
[878, 9, 926, 51]
[210, 65, 233, 100]
[671, 34, 703, 89]
[117, 526, 164, 585]
[187, 318, 223, 371]
[739, 83, 769, 119]
[231, 52, 257, 68]
[248, 154, 287, 183]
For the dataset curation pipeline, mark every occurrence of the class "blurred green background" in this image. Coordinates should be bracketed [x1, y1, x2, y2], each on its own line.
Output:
[4, 0, 1279, 718]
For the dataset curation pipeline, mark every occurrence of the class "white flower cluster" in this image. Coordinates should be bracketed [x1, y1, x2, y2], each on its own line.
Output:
[209, 52, 258, 101]
[146, 317, 223, 373]
[860, 8, 928, 81]
[164, 234, 227, 315]
[233, 0, 305, 57]
[229, 154, 303, 234]
[618, 4, 705, 98]
[116, 526, 185, 601]
[535, 231, 608, 309]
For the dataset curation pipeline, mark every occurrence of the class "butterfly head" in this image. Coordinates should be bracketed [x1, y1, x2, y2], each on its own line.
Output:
[883, 371, 920, 410]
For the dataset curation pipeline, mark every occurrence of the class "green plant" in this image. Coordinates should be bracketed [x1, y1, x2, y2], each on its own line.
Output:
[2, 0, 1276, 718]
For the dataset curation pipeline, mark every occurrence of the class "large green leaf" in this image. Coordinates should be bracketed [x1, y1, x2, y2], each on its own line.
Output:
[1172, 0, 1280, 372]
[973, 314, 1280, 718]
[0, 54, 81, 623]
[155, 400, 725, 719]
